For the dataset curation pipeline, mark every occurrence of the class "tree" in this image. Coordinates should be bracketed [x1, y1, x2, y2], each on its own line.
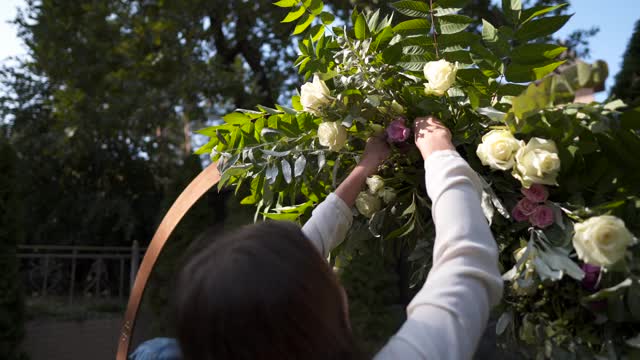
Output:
[0, 139, 26, 360]
[612, 19, 640, 105]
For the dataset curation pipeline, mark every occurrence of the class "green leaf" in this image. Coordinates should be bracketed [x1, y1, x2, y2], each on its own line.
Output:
[482, 20, 509, 56]
[372, 26, 394, 51]
[224, 112, 250, 124]
[354, 13, 367, 40]
[521, 4, 568, 25]
[282, 6, 306, 23]
[438, 32, 480, 47]
[274, 0, 298, 7]
[293, 13, 314, 35]
[319, 11, 334, 25]
[436, 15, 472, 34]
[393, 19, 431, 36]
[511, 43, 566, 64]
[515, 15, 572, 42]
[511, 78, 553, 120]
[505, 60, 565, 83]
[382, 43, 404, 64]
[437, 0, 470, 8]
[502, 0, 522, 24]
[308, 0, 324, 15]
[262, 212, 301, 221]
[390, 1, 429, 18]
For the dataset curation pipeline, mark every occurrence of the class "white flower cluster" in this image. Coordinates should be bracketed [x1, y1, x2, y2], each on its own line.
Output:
[355, 175, 396, 218]
[476, 130, 561, 188]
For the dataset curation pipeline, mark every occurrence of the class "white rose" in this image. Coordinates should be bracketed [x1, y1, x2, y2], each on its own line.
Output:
[366, 175, 384, 194]
[379, 187, 397, 204]
[317, 122, 347, 151]
[513, 137, 561, 187]
[423, 59, 458, 97]
[355, 192, 381, 218]
[476, 130, 524, 171]
[573, 215, 635, 267]
[300, 75, 332, 116]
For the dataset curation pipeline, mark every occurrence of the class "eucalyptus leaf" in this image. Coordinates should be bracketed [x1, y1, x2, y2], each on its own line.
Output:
[281, 159, 292, 184]
[294, 155, 307, 177]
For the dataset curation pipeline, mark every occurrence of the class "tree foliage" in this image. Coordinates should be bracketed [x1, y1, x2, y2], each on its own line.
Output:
[612, 19, 640, 105]
[0, 140, 26, 360]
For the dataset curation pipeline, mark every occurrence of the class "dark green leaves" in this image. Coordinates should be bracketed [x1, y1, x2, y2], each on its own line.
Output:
[390, 1, 429, 18]
[520, 4, 568, 25]
[393, 19, 431, 36]
[505, 60, 565, 83]
[515, 15, 572, 41]
[511, 44, 567, 64]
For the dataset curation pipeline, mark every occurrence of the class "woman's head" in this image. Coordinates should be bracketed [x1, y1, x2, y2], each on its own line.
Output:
[174, 221, 358, 360]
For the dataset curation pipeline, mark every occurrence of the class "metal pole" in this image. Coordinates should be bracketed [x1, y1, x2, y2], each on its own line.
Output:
[69, 248, 77, 305]
[119, 258, 125, 300]
[42, 255, 49, 297]
[130, 240, 140, 290]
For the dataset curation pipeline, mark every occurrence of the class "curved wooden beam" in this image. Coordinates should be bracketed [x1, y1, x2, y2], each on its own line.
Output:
[116, 162, 221, 360]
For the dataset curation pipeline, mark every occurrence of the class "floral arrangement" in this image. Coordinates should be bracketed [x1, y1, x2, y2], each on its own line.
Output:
[196, 0, 640, 357]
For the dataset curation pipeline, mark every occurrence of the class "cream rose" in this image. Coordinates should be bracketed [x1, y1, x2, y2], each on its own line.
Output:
[317, 122, 347, 151]
[300, 75, 332, 116]
[423, 59, 458, 96]
[513, 137, 561, 187]
[573, 215, 635, 267]
[476, 130, 524, 170]
[355, 192, 381, 218]
[366, 175, 384, 194]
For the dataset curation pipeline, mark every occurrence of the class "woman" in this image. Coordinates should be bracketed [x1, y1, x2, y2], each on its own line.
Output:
[174, 116, 503, 360]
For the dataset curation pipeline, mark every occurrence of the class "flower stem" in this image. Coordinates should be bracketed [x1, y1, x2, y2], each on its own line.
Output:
[429, 0, 440, 59]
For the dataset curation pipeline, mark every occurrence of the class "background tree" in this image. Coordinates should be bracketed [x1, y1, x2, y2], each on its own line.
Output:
[611, 19, 640, 105]
[0, 139, 26, 360]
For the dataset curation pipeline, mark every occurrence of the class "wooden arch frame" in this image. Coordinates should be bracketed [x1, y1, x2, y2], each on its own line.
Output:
[116, 163, 221, 360]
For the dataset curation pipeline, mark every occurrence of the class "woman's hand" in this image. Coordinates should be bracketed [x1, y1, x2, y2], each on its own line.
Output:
[414, 116, 455, 160]
[335, 136, 390, 207]
[358, 136, 391, 176]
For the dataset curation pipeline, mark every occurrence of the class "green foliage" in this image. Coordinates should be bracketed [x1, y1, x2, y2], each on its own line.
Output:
[612, 19, 640, 105]
[0, 140, 27, 360]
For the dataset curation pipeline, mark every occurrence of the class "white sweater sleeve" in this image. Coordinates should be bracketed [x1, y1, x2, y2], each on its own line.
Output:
[301, 192, 353, 258]
[375, 150, 504, 360]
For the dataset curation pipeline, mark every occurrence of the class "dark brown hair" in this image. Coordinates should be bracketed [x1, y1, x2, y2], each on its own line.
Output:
[174, 221, 361, 360]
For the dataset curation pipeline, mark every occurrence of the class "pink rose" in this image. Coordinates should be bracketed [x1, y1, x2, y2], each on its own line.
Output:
[516, 198, 538, 216]
[529, 205, 554, 229]
[512, 206, 528, 222]
[386, 117, 410, 143]
[521, 184, 549, 203]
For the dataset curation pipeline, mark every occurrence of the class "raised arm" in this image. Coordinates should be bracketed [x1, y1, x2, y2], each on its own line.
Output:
[302, 137, 390, 257]
[376, 117, 503, 360]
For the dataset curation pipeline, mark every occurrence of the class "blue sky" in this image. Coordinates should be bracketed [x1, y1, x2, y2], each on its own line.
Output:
[1, 0, 637, 101]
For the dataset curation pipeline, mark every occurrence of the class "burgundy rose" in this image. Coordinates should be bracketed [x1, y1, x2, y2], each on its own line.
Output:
[529, 205, 554, 229]
[521, 184, 549, 203]
[386, 117, 410, 143]
[581, 264, 601, 292]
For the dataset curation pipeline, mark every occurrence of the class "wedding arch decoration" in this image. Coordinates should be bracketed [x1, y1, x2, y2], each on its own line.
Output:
[195, 0, 640, 357]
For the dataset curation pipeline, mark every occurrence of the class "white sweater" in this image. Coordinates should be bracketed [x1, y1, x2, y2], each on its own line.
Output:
[301, 150, 504, 360]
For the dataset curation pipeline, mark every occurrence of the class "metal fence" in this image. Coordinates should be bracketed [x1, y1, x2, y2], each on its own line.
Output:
[17, 242, 146, 304]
